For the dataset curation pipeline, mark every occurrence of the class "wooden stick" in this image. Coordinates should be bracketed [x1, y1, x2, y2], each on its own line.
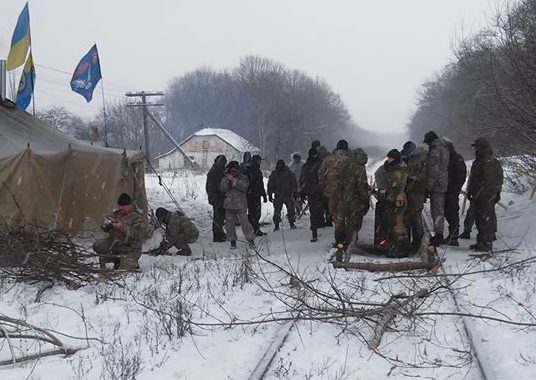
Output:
[332, 260, 443, 272]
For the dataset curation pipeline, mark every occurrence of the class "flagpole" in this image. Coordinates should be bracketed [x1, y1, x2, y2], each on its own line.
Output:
[100, 79, 109, 147]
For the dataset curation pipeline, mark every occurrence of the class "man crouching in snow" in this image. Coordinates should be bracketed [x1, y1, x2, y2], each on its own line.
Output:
[150, 207, 199, 256]
[93, 193, 145, 270]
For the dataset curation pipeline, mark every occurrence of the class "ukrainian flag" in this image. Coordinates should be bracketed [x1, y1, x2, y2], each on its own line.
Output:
[7, 3, 31, 71]
[15, 52, 35, 110]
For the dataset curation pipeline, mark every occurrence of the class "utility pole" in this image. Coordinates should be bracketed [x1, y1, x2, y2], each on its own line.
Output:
[125, 91, 164, 161]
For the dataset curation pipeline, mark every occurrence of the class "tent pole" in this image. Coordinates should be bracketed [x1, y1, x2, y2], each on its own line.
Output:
[100, 80, 109, 147]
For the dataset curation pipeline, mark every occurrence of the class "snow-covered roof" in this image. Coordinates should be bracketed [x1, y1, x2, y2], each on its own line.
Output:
[153, 128, 260, 161]
[190, 128, 260, 152]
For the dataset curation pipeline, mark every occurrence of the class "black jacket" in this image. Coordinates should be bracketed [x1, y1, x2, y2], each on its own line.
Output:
[268, 167, 297, 198]
[206, 164, 226, 205]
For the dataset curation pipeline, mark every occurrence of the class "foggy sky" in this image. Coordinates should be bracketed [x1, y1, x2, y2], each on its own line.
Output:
[0, 0, 495, 134]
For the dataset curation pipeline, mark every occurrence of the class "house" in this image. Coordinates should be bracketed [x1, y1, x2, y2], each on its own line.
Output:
[155, 128, 260, 170]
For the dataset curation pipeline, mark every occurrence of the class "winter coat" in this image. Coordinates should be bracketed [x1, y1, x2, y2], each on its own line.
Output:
[426, 138, 451, 193]
[161, 212, 199, 249]
[220, 172, 249, 210]
[245, 162, 267, 199]
[206, 164, 226, 206]
[101, 209, 145, 252]
[374, 161, 389, 191]
[318, 149, 352, 198]
[385, 161, 408, 203]
[317, 146, 329, 161]
[288, 160, 303, 191]
[467, 147, 503, 202]
[406, 147, 428, 194]
[267, 167, 298, 199]
[447, 149, 467, 194]
[300, 156, 323, 196]
[345, 148, 370, 215]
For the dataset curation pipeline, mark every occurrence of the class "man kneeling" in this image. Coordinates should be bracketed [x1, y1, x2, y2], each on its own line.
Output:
[93, 193, 144, 270]
[150, 207, 199, 256]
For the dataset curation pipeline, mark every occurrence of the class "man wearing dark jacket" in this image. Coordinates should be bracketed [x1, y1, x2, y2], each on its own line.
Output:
[268, 160, 298, 231]
[245, 154, 267, 236]
[445, 143, 467, 246]
[300, 148, 323, 242]
[206, 155, 227, 242]
[467, 138, 503, 252]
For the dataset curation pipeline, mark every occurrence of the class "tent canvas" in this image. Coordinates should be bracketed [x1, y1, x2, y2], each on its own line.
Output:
[0, 101, 148, 232]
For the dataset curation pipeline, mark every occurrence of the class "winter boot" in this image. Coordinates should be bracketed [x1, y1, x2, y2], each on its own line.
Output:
[230, 240, 237, 249]
[448, 240, 459, 247]
[274, 223, 280, 231]
[472, 242, 492, 252]
[459, 231, 471, 240]
[176, 245, 192, 256]
[290, 222, 297, 230]
[310, 229, 318, 243]
[431, 233, 445, 245]
[247, 239, 256, 249]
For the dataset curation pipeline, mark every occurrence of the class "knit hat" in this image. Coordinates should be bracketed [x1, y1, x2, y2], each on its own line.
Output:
[423, 131, 439, 144]
[402, 141, 416, 154]
[387, 149, 401, 162]
[227, 161, 239, 170]
[471, 137, 490, 148]
[276, 159, 286, 168]
[311, 140, 321, 148]
[155, 207, 169, 220]
[117, 193, 132, 205]
[336, 139, 349, 151]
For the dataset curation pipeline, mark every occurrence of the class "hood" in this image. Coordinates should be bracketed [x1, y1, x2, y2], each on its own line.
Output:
[352, 148, 368, 165]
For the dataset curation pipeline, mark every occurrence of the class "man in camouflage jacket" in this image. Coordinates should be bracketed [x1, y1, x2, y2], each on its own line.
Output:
[152, 207, 199, 256]
[93, 193, 145, 270]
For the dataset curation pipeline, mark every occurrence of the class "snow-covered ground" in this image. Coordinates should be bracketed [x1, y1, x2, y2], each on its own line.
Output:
[1, 169, 536, 379]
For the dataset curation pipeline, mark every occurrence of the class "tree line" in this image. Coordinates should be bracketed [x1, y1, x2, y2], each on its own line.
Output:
[408, 0, 536, 163]
[37, 56, 375, 164]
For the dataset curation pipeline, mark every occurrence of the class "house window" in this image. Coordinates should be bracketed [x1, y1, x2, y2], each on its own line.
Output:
[202, 140, 209, 149]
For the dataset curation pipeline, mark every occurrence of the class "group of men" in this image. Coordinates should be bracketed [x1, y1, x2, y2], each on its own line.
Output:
[93, 131, 504, 270]
[93, 193, 199, 270]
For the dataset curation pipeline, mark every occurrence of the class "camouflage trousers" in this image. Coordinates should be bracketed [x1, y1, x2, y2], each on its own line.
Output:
[328, 196, 355, 244]
[405, 192, 425, 246]
[430, 191, 446, 235]
[93, 238, 141, 270]
[375, 198, 407, 248]
[225, 208, 255, 242]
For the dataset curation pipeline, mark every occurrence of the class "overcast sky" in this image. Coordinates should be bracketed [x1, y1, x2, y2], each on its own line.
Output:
[0, 0, 496, 134]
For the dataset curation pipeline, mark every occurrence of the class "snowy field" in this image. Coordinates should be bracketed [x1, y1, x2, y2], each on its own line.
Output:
[1, 168, 536, 380]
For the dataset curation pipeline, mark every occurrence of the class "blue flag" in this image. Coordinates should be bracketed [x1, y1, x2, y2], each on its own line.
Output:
[16, 52, 35, 110]
[70, 44, 102, 102]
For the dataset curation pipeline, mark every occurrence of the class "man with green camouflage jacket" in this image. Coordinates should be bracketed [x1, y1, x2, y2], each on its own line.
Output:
[151, 207, 199, 256]
[93, 193, 145, 270]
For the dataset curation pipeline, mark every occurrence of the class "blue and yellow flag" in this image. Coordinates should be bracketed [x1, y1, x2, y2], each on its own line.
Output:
[7, 2, 31, 71]
[15, 52, 35, 110]
[70, 44, 102, 102]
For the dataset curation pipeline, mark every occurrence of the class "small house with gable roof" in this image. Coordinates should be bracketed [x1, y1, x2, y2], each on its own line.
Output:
[155, 128, 260, 170]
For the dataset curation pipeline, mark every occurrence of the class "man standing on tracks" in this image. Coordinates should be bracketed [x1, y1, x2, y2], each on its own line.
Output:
[384, 149, 408, 257]
[445, 142, 467, 246]
[423, 131, 451, 245]
[220, 161, 256, 249]
[467, 138, 503, 252]
[345, 148, 370, 252]
[245, 154, 268, 236]
[206, 155, 227, 242]
[268, 160, 298, 231]
[401, 141, 428, 251]
[300, 148, 324, 242]
[318, 139, 353, 247]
